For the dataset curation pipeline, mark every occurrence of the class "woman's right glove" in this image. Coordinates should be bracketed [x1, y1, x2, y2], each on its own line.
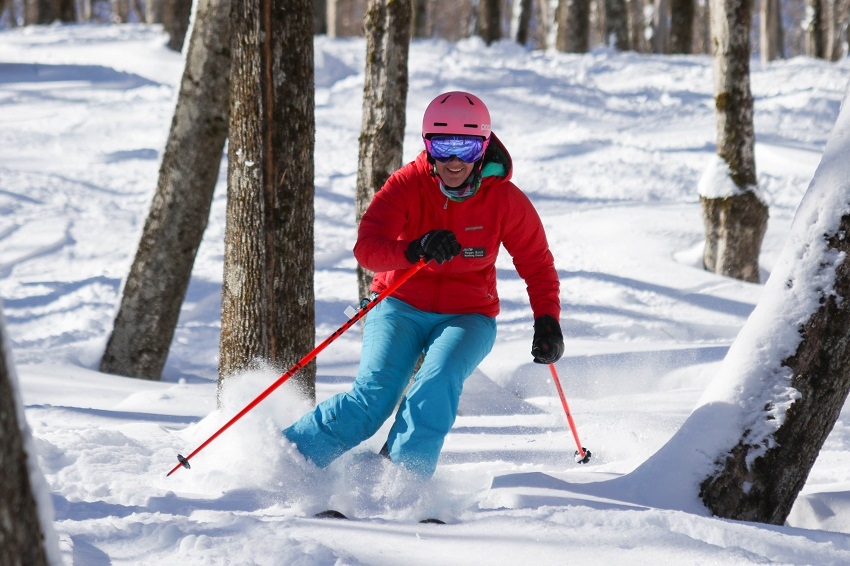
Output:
[531, 314, 564, 364]
[405, 230, 461, 264]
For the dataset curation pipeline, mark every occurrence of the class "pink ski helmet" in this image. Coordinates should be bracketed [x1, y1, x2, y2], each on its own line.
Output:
[422, 91, 492, 142]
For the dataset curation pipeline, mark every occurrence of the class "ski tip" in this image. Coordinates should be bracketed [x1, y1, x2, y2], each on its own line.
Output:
[419, 518, 446, 524]
[574, 448, 592, 464]
[314, 510, 348, 520]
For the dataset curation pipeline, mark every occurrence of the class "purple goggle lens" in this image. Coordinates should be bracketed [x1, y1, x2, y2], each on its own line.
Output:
[426, 135, 486, 163]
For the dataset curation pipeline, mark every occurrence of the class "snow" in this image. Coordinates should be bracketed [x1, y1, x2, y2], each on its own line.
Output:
[3, 22, 850, 565]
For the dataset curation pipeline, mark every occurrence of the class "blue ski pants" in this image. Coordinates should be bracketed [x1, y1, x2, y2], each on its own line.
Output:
[283, 297, 496, 477]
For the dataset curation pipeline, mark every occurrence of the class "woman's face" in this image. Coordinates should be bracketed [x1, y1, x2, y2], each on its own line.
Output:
[434, 156, 474, 188]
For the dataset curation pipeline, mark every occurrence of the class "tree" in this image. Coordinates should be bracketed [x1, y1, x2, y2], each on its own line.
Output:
[653, 0, 671, 52]
[516, 0, 534, 46]
[355, 0, 411, 301]
[760, 0, 785, 62]
[411, 0, 429, 38]
[25, 0, 75, 23]
[314, 0, 327, 34]
[699, 81, 850, 523]
[670, 0, 694, 53]
[0, 312, 53, 566]
[605, 0, 629, 49]
[478, 0, 502, 45]
[700, 0, 767, 283]
[100, 0, 232, 380]
[803, 0, 826, 58]
[164, 0, 193, 52]
[556, 0, 591, 52]
[220, 0, 316, 400]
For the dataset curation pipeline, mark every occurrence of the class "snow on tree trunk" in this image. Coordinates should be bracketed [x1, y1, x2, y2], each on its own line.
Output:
[101, 0, 231, 380]
[355, 0, 411, 301]
[701, 0, 768, 283]
[0, 311, 58, 566]
[220, 0, 316, 400]
[699, 84, 850, 524]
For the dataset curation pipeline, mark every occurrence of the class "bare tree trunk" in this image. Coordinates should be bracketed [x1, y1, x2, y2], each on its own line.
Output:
[557, 0, 592, 52]
[100, 0, 232, 380]
[314, 0, 327, 33]
[628, 0, 650, 52]
[411, 0, 429, 38]
[164, 0, 193, 52]
[0, 313, 52, 566]
[147, 0, 165, 23]
[221, 0, 316, 401]
[605, 0, 630, 48]
[538, 0, 551, 48]
[670, 0, 694, 52]
[653, 0, 670, 52]
[702, 0, 767, 283]
[804, 0, 826, 57]
[112, 0, 130, 22]
[478, 0, 502, 44]
[700, 93, 850, 522]
[355, 0, 411, 301]
[760, 0, 785, 62]
[515, 0, 532, 45]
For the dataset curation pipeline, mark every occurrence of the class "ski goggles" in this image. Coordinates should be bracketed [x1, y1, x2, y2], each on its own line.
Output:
[425, 135, 487, 163]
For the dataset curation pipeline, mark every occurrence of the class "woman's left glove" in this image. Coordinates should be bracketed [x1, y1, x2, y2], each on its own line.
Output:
[531, 314, 564, 364]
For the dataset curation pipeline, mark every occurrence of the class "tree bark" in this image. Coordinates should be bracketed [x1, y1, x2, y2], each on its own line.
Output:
[411, 0, 429, 38]
[355, 0, 411, 301]
[702, 0, 767, 283]
[0, 314, 51, 566]
[605, 0, 629, 49]
[478, 0, 502, 45]
[557, 0, 591, 52]
[804, 0, 826, 58]
[670, 0, 694, 53]
[516, 0, 534, 46]
[164, 0, 194, 52]
[700, 211, 850, 523]
[100, 0, 231, 380]
[653, 0, 670, 52]
[221, 0, 316, 400]
[760, 0, 784, 62]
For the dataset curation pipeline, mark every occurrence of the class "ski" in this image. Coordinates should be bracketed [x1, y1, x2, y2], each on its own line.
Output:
[313, 510, 445, 524]
[314, 510, 348, 519]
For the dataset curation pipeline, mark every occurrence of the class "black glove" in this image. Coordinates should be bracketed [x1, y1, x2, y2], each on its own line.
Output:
[531, 314, 564, 364]
[405, 230, 461, 264]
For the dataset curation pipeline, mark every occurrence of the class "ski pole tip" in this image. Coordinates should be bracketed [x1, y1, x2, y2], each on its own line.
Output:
[167, 454, 191, 476]
[574, 448, 591, 464]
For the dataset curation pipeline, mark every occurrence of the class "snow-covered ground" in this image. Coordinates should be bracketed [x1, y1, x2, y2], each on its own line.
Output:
[2, 23, 850, 565]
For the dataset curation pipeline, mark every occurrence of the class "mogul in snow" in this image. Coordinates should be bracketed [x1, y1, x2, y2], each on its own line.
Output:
[284, 91, 564, 477]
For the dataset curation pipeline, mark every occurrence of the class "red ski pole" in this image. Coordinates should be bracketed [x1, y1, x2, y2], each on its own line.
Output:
[549, 363, 591, 464]
[167, 258, 428, 476]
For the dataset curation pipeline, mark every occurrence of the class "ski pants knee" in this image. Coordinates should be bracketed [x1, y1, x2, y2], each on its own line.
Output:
[283, 297, 496, 477]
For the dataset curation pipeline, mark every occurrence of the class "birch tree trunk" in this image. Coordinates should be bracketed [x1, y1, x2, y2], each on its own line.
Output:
[220, 0, 316, 400]
[355, 0, 411, 301]
[101, 0, 231, 380]
[701, 0, 767, 283]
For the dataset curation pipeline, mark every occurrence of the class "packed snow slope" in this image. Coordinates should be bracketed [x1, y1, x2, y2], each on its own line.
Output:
[3, 23, 850, 565]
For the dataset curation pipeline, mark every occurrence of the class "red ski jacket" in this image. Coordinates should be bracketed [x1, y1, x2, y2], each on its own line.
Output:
[353, 133, 561, 321]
